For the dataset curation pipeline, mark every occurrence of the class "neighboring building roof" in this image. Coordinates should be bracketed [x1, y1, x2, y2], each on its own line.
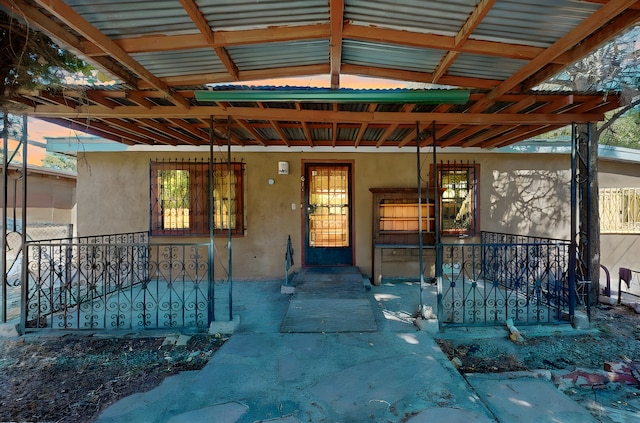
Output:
[2, 162, 76, 181]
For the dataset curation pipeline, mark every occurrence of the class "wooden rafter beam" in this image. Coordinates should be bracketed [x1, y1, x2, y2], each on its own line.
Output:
[295, 103, 314, 147]
[139, 64, 331, 89]
[86, 20, 545, 64]
[170, 118, 208, 143]
[342, 23, 545, 61]
[376, 123, 400, 148]
[270, 121, 291, 146]
[84, 91, 117, 108]
[234, 119, 267, 146]
[485, 125, 555, 148]
[179, 0, 239, 80]
[30, 0, 190, 108]
[136, 118, 201, 146]
[475, 0, 638, 110]
[462, 126, 516, 147]
[329, 0, 345, 89]
[440, 126, 489, 147]
[341, 64, 503, 90]
[26, 104, 605, 125]
[95, 24, 331, 55]
[40, 117, 154, 145]
[103, 118, 178, 146]
[522, 9, 640, 91]
[432, 0, 496, 84]
[126, 91, 155, 109]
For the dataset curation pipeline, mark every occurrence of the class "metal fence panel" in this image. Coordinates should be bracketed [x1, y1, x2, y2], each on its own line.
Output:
[439, 232, 571, 326]
[23, 241, 216, 330]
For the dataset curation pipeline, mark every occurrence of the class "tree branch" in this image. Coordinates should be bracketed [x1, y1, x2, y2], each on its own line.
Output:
[597, 96, 640, 135]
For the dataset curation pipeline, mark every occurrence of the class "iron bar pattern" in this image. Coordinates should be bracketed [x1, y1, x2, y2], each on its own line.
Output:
[23, 235, 217, 330]
[149, 158, 245, 237]
[439, 231, 571, 326]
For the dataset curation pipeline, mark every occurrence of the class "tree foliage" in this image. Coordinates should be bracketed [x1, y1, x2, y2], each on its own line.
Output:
[542, 25, 640, 145]
[0, 10, 90, 110]
[41, 153, 77, 172]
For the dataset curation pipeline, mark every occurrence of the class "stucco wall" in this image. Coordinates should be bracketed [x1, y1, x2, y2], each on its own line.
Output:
[76, 151, 573, 279]
[598, 160, 640, 297]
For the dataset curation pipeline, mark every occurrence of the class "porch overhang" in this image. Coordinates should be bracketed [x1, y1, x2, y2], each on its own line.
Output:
[1, 0, 638, 148]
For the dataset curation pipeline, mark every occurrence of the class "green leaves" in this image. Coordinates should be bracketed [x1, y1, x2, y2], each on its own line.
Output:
[0, 10, 92, 109]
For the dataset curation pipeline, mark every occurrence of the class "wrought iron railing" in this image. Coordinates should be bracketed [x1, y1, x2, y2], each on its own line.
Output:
[22, 235, 217, 330]
[3, 223, 75, 322]
[439, 232, 571, 326]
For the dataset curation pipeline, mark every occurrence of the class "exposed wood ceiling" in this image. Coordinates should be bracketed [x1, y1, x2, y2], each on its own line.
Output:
[1, 0, 639, 149]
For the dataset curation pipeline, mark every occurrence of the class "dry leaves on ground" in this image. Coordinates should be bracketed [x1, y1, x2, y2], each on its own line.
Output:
[0, 333, 226, 423]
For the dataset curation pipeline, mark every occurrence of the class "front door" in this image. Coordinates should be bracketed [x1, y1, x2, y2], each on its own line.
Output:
[303, 163, 353, 266]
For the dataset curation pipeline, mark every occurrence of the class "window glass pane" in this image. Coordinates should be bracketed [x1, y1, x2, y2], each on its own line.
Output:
[441, 168, 473, 233]
[213, 169, 238, 230]
[150, 161, 244, 236]
[160, 169, 190, 230]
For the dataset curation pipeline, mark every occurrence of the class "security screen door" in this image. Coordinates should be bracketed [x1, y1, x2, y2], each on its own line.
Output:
[304, 163, 353, 266]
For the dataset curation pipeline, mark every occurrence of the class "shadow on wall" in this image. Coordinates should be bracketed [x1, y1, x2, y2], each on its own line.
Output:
[488, 168, 570, 238]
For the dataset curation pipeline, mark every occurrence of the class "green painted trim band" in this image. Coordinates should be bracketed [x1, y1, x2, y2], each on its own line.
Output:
[195, 89, 470, 104]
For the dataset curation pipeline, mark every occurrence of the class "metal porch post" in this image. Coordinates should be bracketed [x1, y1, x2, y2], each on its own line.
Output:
[569, 124, 577, 321]
[576, 123, 592, 318]
[433, 121, 442, 331]
[226, 117, 233, 321]
[416, 122, 424, 318]
[208, 116, 215, 323]
[20, 116, 27, 329]
[1, 113, 7, 323]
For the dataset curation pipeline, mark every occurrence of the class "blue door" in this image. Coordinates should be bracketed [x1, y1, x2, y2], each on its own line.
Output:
[304, 163, 353, 266]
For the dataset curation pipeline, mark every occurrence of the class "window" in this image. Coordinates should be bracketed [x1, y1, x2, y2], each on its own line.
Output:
[600, 188, 640, 233]
[437, 162, 478, 235]
[150, 160, 245, 236]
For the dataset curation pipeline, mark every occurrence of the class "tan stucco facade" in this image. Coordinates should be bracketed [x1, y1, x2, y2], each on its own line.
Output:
[598, 160, 640, 296]
[76, 150, 575, 280]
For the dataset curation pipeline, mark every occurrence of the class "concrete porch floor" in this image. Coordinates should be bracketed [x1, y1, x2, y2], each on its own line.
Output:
[93, 268, 599, 423]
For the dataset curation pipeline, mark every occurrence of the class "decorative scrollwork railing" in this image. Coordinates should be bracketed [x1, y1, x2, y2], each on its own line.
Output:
[439, 233, 570, 326]
[23, 240, 213, 330]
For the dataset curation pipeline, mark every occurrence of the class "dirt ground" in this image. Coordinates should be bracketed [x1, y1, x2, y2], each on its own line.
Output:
[0, 331, 226, 423]
[0, 304, 639, 423]
[436, 303, 640, 421]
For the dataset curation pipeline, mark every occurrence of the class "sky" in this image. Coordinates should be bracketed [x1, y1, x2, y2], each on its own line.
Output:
[1, 117, 89, 166]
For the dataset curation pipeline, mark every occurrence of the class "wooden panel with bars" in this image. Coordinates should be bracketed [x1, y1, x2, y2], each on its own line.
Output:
[370, 188, 436, 246]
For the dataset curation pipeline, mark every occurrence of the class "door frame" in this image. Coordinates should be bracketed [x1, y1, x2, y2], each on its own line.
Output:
[300, 159, 356, 267]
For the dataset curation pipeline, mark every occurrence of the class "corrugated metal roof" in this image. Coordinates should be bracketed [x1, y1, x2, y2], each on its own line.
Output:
[343, 39, 444, 73]
[449, 53, 528, 80]
[3, 0, 636, 150]
[131, 49, 226, 78]
[228, 40, 329, 71]
[64, 0, 198, 38]
[198, 0, 328, 31]
[345, 0, 479, 36]
[472, 0, 602, 47]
